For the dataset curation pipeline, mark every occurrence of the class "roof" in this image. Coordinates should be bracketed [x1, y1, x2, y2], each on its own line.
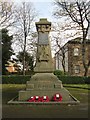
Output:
[55, 37, 90, 56]
[68, 37, 90, 44]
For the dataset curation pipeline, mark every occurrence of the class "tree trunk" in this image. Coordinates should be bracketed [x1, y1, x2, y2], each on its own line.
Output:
[84, 67, 88, 76]
[81, 29, 88, 76]
[84, 61, 90, 76]
[62, 51, 66, 75]
[23, 53, 26, 75]
[23, 32, 27, 76]
[62, 60, 66, 74]
[22, 2, 27, 76]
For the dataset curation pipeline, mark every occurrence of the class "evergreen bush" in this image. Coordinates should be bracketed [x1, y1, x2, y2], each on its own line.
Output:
[53, 70, 65, 76]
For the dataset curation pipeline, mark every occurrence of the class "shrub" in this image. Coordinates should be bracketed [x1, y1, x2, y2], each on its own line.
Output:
[54, 70, 65, 76]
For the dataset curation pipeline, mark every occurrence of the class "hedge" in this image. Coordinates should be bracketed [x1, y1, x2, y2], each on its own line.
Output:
[2, 75, 31, 84]
[2, 75, 90, 84]
[57, 76, 90, 84]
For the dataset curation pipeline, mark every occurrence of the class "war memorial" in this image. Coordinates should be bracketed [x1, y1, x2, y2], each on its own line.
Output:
[8, 18, 79, 104]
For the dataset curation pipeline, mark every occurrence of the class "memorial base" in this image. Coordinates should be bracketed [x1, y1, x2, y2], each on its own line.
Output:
[19, 73, 63, 100]
[8, 73, 80, 104]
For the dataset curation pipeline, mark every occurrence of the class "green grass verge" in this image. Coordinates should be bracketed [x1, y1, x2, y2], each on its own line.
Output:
[63, 84, 90, 89]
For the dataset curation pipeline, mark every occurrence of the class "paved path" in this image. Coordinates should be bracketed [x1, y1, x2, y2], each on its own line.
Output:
[2, 103, 88, 118]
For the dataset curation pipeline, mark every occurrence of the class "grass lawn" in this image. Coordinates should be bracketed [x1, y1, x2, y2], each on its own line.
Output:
[63, 84, 90, 89]
[2, 84, 89, 118]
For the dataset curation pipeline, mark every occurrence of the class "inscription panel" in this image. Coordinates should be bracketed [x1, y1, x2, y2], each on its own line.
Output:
[37, 84, 53, 89]
[38, 32, 49, 45]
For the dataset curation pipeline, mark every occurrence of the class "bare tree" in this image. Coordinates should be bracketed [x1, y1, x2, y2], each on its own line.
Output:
[53, 0, 90, 76]
[0, 0, 16, 29]
[51, 24, 67, 74]
[55, 41, 68, 74]
[51, 22, 81, 74]
[14, 2, 37, 75]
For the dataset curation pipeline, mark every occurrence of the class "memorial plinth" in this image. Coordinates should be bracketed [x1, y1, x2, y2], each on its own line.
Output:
[8, 19, 79, 104]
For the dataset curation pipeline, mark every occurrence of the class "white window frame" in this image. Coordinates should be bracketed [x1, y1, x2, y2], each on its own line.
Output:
[74, 65, 80, 74]
[74, 48, 79, 56]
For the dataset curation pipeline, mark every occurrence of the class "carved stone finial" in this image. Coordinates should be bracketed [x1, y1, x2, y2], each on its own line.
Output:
[35, 18, 51, 32]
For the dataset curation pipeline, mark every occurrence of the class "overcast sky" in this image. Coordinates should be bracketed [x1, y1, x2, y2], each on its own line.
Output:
[10, 0, 56, 59]
[14, 0, 55, 22]
[10, 0, 89, 59]
[33, 1, 55, 22]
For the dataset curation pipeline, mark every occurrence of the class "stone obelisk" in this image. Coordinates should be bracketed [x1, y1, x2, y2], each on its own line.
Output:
[18, 19, 71, 101]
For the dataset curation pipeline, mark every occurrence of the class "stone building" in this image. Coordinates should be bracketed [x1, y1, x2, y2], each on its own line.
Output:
[55, 37, 90, 76]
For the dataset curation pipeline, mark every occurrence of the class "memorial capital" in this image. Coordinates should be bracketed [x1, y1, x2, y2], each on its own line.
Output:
[35, 18, 51, 32]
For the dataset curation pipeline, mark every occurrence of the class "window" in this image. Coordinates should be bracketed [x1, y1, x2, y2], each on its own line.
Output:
[74, 48, 79, 56]
[74, 65, 80, 74]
